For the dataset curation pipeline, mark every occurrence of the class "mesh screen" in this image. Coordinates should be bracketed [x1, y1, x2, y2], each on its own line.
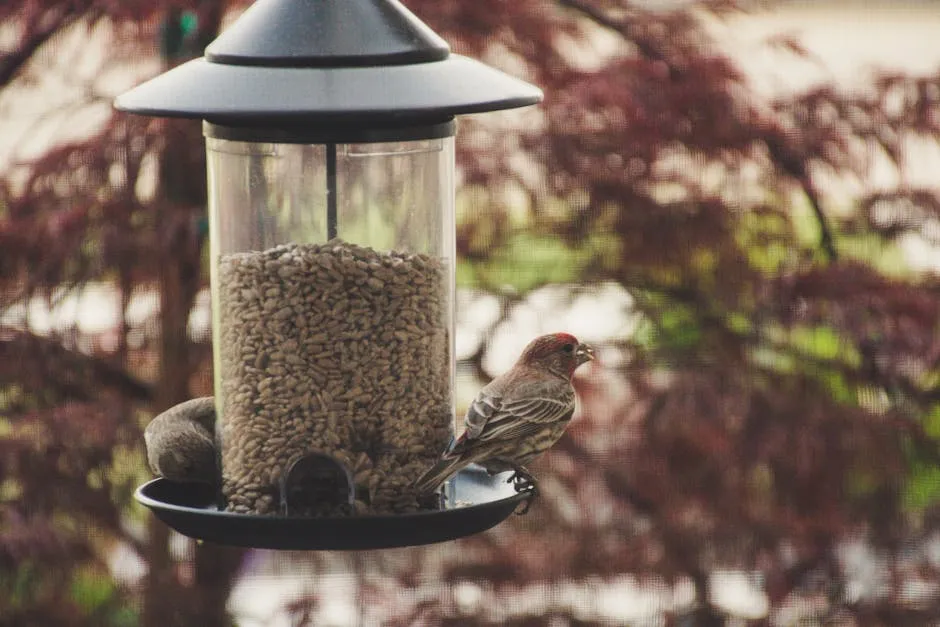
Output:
[2, 1, 940, 626]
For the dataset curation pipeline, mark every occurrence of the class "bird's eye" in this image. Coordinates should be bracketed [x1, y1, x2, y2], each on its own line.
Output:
[562, 343, 575, 353]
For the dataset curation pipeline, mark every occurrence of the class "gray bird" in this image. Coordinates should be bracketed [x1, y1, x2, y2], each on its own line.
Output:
[144, 396, 219, 485]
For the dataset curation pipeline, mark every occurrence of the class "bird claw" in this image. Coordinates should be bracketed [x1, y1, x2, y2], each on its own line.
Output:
[507, 468, 537, 515]
[506, 467, 535, 489]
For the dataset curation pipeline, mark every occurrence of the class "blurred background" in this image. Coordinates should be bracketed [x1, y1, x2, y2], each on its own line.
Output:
[3, 0, 940, 625]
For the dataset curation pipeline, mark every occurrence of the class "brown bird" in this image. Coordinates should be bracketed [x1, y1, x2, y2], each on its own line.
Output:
[414, 332, 594, 494]
[144, 396, 219, 486]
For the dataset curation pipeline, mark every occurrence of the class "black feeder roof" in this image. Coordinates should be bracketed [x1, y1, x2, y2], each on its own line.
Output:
[114, 0, 543, 125]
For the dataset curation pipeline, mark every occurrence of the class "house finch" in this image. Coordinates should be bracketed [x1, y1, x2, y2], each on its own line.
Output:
[414, 332, 594, 495]
[144, 396, 219, 486]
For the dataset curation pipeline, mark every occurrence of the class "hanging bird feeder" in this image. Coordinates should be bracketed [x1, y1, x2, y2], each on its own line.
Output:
[118, 0, 541, 549]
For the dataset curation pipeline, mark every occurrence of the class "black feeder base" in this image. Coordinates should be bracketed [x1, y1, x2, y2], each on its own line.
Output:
[134, 466, 535, 550]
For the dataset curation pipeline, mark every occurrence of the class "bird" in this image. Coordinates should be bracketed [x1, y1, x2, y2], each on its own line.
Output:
[144, 396, 220, 486]
[413, 332, 594, 496]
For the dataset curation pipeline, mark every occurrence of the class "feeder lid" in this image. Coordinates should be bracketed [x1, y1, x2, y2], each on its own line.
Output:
[115, 0, 542, 125]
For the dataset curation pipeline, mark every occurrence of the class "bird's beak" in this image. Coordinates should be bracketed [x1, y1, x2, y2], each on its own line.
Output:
[576, 343, 595, 364]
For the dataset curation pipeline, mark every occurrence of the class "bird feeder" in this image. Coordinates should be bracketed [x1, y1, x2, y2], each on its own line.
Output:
[118, 0, 541, 549]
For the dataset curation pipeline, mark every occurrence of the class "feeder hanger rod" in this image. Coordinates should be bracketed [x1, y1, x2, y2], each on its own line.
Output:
[327, 143, 338, 240]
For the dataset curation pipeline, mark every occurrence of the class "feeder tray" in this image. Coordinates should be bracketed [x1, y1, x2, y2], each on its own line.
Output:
[135, 466, 534, 550]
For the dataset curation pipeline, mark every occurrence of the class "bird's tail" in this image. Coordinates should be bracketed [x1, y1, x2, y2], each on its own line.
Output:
[413, 455, 466, 494]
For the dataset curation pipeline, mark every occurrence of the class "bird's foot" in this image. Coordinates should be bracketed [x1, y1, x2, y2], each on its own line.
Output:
[507, 467, 538, 515]
[506, 466, 535, 490]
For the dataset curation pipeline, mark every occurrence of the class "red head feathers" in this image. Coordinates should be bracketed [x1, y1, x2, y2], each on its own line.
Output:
[518, 332, 594, 379]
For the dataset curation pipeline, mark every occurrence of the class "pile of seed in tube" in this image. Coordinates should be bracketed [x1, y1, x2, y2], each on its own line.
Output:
[217, 240, 452, 516]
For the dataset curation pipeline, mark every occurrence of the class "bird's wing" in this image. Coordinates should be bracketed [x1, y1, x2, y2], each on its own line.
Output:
[463, 393, 499, 440]
[446, 383, 575, 457]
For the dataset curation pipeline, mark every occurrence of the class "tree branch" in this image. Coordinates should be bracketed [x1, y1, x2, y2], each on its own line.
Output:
[556, 0, 667, 65]
[0, 4, 88, 87]
[763, 132, 838, 262]
[0, 328, 153, 404]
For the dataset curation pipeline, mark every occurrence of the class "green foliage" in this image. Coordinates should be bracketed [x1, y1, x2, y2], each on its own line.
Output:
[633, 300, 703, 353]
[458, 229, 618, 292]
[71, 567, 138, 627]
[787, 325, 856, 364]
[3, 562, 43, 610]
[905, 460, 940, 512]
[735, 204, 803, 274]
